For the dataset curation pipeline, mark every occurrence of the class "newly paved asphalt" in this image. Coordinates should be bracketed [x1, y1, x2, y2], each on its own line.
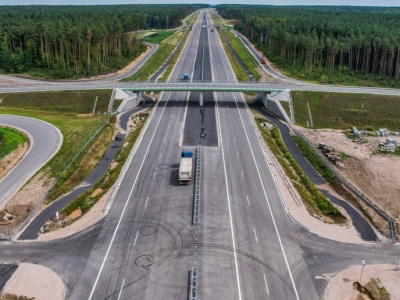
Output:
[0, 115, 62, 207]
[0, 9, 400, 300]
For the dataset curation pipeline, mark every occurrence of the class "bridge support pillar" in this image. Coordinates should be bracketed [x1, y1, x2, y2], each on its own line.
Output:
[199, 92, 203, 107]
[137, 91, 142, 106]
[263, 92, 269, 109]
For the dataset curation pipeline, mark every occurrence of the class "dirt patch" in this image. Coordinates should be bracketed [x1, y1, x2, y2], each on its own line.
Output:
[1, 262, 65, 300]
[90, 188, 103, 197]
[325, 264, 399, 300]
[0, 171, 55, 232]
[110, 161, 119, 170]
[67, 208, 82, 220]
[36, 184, 114, 241]
[0, 141, 29, 181]
[296, 127, 400, 235]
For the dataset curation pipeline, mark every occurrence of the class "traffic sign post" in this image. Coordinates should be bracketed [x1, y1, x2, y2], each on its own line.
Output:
[360, 258, 366, 280]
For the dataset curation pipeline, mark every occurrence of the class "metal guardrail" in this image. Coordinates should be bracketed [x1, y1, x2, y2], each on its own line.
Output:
[193, 145, 201, 226]
[189, 267, 198, 300]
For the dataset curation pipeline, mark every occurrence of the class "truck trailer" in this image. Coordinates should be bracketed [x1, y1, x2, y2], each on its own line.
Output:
[179, 150, 193, 184]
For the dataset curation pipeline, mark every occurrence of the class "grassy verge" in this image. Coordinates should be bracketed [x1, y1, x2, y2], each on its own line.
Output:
[0, 127, 27, 158]
[186, 12, 199, 25]
[255, 117, 345, 222]
[144, 31, 174, 44]
[224, 30, 260, 80]
[217, 29, 248, 81]
[292, 136, 336, 183]
[0, 90, 114, 202]
[291, 91, 400, 130]
[123, 30, 184, 82]
[158, 29, 191, 82]
[61, 114, 148, 217]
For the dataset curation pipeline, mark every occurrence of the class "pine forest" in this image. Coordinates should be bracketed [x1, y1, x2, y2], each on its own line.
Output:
[218, 5, 400, 86]
[0, 4, 206, 78]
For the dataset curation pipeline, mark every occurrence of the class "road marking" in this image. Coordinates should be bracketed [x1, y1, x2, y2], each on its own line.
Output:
[233, 136, 236, 142]
[232, 91, 300, 299]
[263, 273, 270, 295]
[246, 195, 250, 206]
[152, 171, 156, 180]
[88, 91, 174, 300]
[117, 278, 125, 300]
[159, 152, 162, 160]
[215, 93, 242, 300]
[253, 227, 258, 243]
[231, 124, 233, 128]
[241, 170, 244, 179]
[237, 152, 240, 159]
[133, 231, 139, 246]
[163, 137, 167, 143]
[144, 197, 149, 208]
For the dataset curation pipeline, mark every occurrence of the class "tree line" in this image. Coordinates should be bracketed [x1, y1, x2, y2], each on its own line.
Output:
[0, 4, 206, 78]
[217, 5, 400, 86]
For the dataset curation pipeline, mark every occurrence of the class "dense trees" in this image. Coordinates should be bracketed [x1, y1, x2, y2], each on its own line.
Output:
[218, 5, 400, 86]
[0, 5, 206, 78]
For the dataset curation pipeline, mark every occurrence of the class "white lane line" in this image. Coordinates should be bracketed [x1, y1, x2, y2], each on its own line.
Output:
[246, 195, 250, 206]
[253, 227, 258, 243]
[241, 170, 244, 179]
[152, 171, 156, 180]
[216, 93, 242, 300]
[88, 92, 173, 300]
[159, 152, 162, 160]
[163, 137, 167, 143]
[133, 231, 139, 246]
[233, 136, 236, 142]
[117, 278, 126, 300]
[263, 273, 270, 295]
[232, 91, 300, 299]
[144, 197, 149, 208]
[237, 152, 240, 159]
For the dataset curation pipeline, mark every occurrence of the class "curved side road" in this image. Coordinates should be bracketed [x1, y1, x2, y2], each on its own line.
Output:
[0, 115, 62, 208]
[253, 100, 378, 241]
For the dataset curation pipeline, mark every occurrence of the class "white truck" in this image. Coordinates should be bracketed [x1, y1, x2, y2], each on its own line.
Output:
[179, 151, 193, 184]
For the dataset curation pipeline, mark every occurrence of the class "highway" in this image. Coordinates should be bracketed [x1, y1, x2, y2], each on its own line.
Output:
[0, 115, 62, 207]
[0, 9, 400, 300]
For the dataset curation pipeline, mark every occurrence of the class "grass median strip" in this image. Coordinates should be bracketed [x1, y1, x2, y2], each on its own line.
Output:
[255, 117, 345, 222]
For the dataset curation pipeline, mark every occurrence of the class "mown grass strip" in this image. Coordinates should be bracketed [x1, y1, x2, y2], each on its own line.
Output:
[144, 31, 174, 44]
[123, 30, 183, 82]
[0, 127, 27, 158]
[224, 30, 260, 80]
[255, 117, 345, 222]
[216, 29, 248, 81]
[291, 91, 400, 130]
[61, 114, 148, 217]
[292, 135, 336, 183]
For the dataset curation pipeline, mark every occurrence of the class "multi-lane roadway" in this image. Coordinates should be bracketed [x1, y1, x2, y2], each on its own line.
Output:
[0, 9, 399, 300]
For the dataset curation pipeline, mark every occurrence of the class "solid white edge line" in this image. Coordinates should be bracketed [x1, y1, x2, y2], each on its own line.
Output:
[246, 195, 250, 206]
[232, 91, 300, 299]
[215, 92, 242, 300]
[253, 227, 258, 243]
[144, 197, 149, 208]
[88, 91, 173, 300]
[117, 278, 125, 300]
[133, 231, 139, 246]
[263, 273, 270, 295]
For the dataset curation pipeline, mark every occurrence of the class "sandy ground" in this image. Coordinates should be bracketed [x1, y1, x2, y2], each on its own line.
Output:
[1, 262, 65, 300]
[0, 141, 28, 181]
[325, 264, 400, 300]
[36, 184, 114, 241]
[296, 127, 400, 231]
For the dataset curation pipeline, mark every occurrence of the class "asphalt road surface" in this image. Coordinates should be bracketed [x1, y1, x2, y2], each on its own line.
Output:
[0, 115, 62, 207]
[0, 9, 400, 300]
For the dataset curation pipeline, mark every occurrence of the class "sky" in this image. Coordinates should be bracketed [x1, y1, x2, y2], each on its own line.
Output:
[0, 0, 399, 6]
